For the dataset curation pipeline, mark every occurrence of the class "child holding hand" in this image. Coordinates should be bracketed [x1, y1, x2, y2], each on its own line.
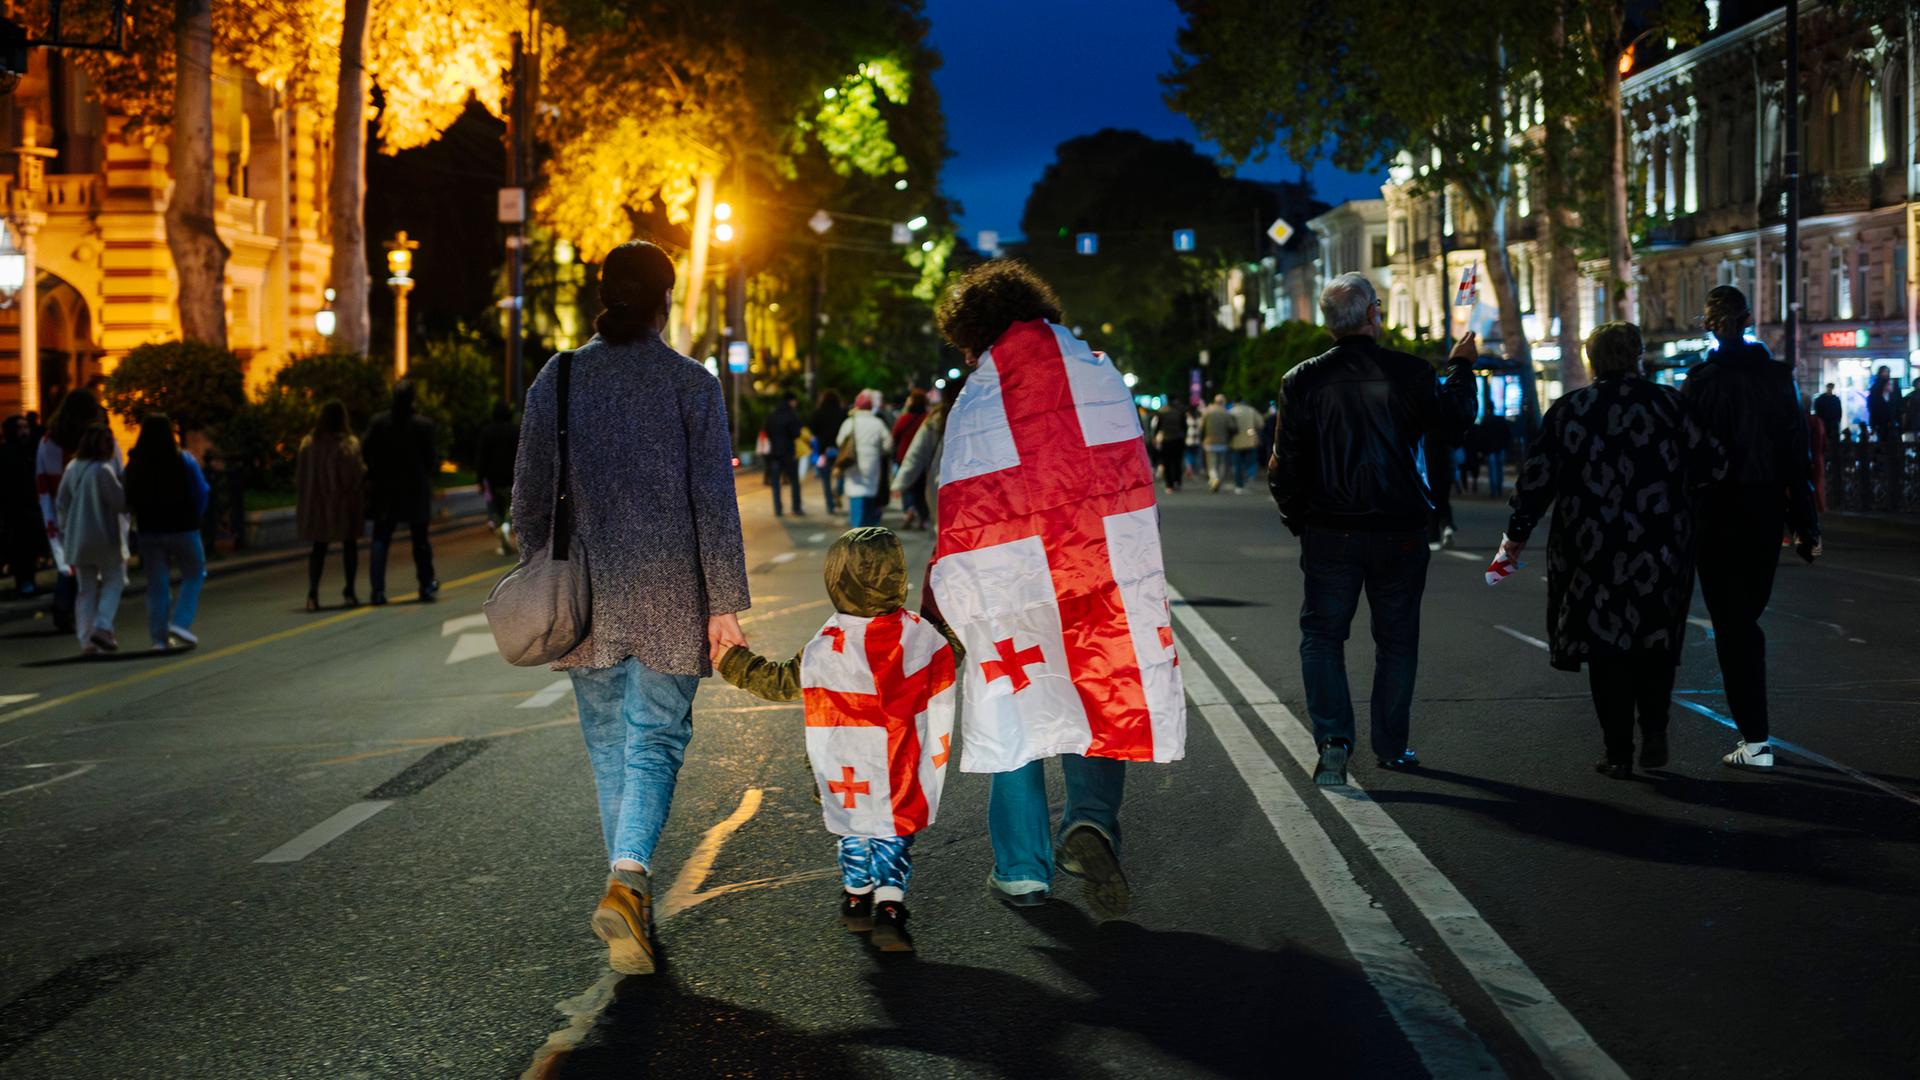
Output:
[718, 527, 957, 952]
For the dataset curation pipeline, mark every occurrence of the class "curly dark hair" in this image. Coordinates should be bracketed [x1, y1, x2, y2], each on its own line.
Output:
[934, 260, 1063, 356]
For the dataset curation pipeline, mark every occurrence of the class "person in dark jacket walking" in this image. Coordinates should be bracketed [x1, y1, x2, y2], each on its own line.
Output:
[762, 392, 804, 517]
[296, 401, 366, 610]
[1682, 286, 1821, 769]
[476, 401, 520, 555]
[1502, 324, 1728, 777]
[1813, 383, 1843, 444]
[512, 240, 750, 977]
[123, 413, 210, 650]
[361, 379, 439, 604]
[1269, 272, 1477, 785]
[1152, 402, 1188, 491]
[809, 390, 847, 514]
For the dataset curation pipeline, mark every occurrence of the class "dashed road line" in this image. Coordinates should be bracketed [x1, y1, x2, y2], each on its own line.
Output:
[1443, 549, 1481, 561]
[738, 598, 832, 626]
[520, 679, 573, 709]
[1494, 624, 1550, 651]
[0, 762, 99, 798]
[1172, 587, 1627, 1080]
[254, 800, 393, 864]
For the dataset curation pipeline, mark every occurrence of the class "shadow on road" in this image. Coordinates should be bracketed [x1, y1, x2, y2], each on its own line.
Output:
[846, 904, 1418, 1078]
[1376, 767, 1919, 894]
[19, 646, 193, 667]
[547, 957, 861, 1079]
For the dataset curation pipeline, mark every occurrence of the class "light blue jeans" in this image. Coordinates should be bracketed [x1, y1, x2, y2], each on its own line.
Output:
[569, 656, 700, 871]
[839, 834, 913, 903]
[987, 754, 1126, 895]
[137, 531, 205, 647]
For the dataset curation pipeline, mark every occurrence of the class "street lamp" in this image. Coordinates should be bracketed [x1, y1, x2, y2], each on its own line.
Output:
[714, 201, 735, 244]
[315, 287, 337, 339]
[6, 114, 53, 413]
[385, 231, 419, 376]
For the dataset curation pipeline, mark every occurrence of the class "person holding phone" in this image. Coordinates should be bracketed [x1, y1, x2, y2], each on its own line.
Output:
[1681, 286, 1821, 770]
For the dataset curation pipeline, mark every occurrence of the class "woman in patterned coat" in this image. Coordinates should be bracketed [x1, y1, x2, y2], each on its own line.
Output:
[1500, 323, 1726, 778]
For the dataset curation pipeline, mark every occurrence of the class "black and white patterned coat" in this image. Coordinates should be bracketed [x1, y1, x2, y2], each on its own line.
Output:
[1505, 375, 1727, 672]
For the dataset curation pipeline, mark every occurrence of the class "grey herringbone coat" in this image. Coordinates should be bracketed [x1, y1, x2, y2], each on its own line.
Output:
[511, 333, 750, 675]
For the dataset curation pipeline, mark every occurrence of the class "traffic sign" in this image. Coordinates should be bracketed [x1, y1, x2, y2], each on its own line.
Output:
[1173, 228, 1196, 252]
[891, 222, 912, 245]
[1075, 233, 1098, 255]
[727, 340, 750, 373]
[977, 229, 1000, 255]
[808, 210, 834, 235]
[497, 187, 526, 224]
[1265, 218, 1294, 246]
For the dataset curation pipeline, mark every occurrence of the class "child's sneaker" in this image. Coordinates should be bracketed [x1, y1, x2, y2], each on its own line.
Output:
[870, 901, 914, 953]
[839, 890, 874, 932]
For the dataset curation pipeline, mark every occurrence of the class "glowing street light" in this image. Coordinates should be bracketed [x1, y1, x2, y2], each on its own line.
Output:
[894, 178, 909, 191]
[385, 230, 420, 375]
[315, 287, 338, 338]
[946, 367, 960, 379]
[714, 201, 736, 244]
[907, 215, 929, 232]
[714, 222, 735, 244]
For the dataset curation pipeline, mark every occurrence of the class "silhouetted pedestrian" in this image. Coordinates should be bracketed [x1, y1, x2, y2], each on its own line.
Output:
[763, 392, 805, 518]
[361, 380, 439, 604]
[477, 401, 520, 555]
[123, 413, 209, 650]
[297, 401, 366, 611]
[55, 423, 127, 655]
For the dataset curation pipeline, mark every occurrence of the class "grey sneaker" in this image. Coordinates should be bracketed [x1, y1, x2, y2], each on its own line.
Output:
[1056, 824, 1131, 918]
[987, 872, 1051, 908]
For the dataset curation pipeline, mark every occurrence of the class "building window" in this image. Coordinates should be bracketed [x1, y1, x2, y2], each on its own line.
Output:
[1517, 252, 1536, 313]
[1830, 248, 1851, 319]
[1827, 88, 1844, 170]
[1893, 246, 1908, 315]
[1516, 162, 1531, 218]
[1773, 252, 1787, 322]
[1370, 234, 1389, 269]
[1684, 129, 1699, 214]
[1443, 189, 1454, 237]
[1858, 248, 1872, 318]
[1871, 80, 1888, 165]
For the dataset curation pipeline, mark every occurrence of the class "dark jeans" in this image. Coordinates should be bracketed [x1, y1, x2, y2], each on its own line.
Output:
[309, 539, 360, 596]
[1586, 652, 1676, 763]
[1158, 443, 1185, 489]
[1696, 488, 1785, 743]
[817, 454, 840, 513]
[767, 456, 802, 515]
[1299, 526, 1431, 756]
[370, 517, 435, 598]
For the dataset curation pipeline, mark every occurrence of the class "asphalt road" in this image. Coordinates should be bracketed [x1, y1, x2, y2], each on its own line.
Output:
[1, 477, 1915, 1079]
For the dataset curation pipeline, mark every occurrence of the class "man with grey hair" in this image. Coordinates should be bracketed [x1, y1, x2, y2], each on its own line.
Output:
[1269, 271, 1477, 785]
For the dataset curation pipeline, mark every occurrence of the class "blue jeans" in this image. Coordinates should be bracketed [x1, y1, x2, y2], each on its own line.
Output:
[569, 657, 700, 871]
[847, 495, 883, 527]
[768, 457, 802, 515]
[987, 754, 1126, 894]
[137, 531, 205, 646]
[370, 517, 435, 597]
[839, 835, 913, 902]
[817, 452, 840, 512]
[1299, 526, 1430, 757]
[1234, 448, 1259, 488]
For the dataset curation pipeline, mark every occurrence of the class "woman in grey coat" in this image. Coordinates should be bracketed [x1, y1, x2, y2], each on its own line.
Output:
[512, 240, 750, 977]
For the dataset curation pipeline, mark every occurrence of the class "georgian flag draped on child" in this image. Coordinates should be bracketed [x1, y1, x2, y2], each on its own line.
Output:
[929, 319, 1186, 773]
[800, 608, 957, 837]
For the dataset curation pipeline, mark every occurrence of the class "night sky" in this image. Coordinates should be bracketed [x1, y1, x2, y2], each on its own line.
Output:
[925, 0, 1383, 243]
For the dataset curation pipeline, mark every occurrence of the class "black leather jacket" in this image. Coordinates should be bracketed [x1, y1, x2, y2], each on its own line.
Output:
[1268, 336, 1476, 533]
[1680, 338, 1819, 538]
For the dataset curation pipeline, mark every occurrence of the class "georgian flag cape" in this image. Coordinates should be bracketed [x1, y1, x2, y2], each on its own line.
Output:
[800, 608, 958, 839]
[930, 319, 1187, 774]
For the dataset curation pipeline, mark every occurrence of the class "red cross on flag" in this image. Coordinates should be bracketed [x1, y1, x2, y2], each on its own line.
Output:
[930, 320, 1186, 773]
[800, 609, 957, 838]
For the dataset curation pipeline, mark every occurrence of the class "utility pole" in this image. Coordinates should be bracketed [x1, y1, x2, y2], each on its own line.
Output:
[1784, 0, 1800, 372]
[503, 14, 538, 402]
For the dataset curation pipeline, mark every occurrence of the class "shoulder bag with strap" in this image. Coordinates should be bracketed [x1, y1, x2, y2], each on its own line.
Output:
[485, 351, 591, 666]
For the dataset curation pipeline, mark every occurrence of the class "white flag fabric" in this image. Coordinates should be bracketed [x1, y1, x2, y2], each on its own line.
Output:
[930, 319, 1186, 773]
[800, 608, 957, 838]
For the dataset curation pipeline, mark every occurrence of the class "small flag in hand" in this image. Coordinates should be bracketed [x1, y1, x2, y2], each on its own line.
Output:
[1485, 547, 1519, 586]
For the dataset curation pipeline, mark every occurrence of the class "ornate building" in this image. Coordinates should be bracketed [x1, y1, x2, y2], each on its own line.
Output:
[0, 48, 334, 417]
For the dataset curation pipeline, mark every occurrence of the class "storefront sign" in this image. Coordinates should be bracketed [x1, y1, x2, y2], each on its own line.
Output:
[1821, 328, 1870, 348]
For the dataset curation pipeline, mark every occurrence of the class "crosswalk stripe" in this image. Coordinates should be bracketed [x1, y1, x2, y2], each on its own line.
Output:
[254, 800, 393, 864]
[1171, 586, 1628, 1080]
[518, 679, 573, 710]
[1180, 649, 1502, 1076]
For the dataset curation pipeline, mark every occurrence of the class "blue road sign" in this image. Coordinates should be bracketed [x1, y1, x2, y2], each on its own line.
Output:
[1173, 228, 1195, 252]
[1075, 232, 1098, 255]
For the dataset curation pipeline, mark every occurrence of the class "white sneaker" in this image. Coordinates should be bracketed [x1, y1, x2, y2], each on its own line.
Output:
[1722, 741, 1774, 768]
[1441, 526, 1457, 548]
[168, 625, 198, 646]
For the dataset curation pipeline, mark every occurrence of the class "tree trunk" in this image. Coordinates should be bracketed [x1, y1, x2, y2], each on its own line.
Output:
[165, 0, 228, 346]
[1604, 38, 1636, 321]
[1544, 0, 1585, 392]
[327, 0, 372, 355]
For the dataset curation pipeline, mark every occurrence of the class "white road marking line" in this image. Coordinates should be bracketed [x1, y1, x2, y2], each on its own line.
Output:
[1671, 697, 1920, 808]
[737, 598, 833, 626]
[0, 693, 38, 708]
[518, 679, 573, 710]
[767, 551, 798, 565]
[1820, 562, 1920, 587]
[807, 531, 829, 543]
[1495, 624, 1550, 651]
[440, 613, 490, 636]
[0, 762, 98, 798]
[445, 633, 497, 665]
[255, 800, 393, 863]
[1171, 587, 1627, 1080]
[1181, 652, 1502, 1077]
[1687, 616, 1714, 632]
[1443, 549, 1480, 561]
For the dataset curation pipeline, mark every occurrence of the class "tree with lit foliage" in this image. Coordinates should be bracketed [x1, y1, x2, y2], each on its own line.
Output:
[538, 0, 952, 384]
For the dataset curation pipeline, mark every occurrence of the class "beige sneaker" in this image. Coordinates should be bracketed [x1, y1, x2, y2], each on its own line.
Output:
[590, 875, 657, 975]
